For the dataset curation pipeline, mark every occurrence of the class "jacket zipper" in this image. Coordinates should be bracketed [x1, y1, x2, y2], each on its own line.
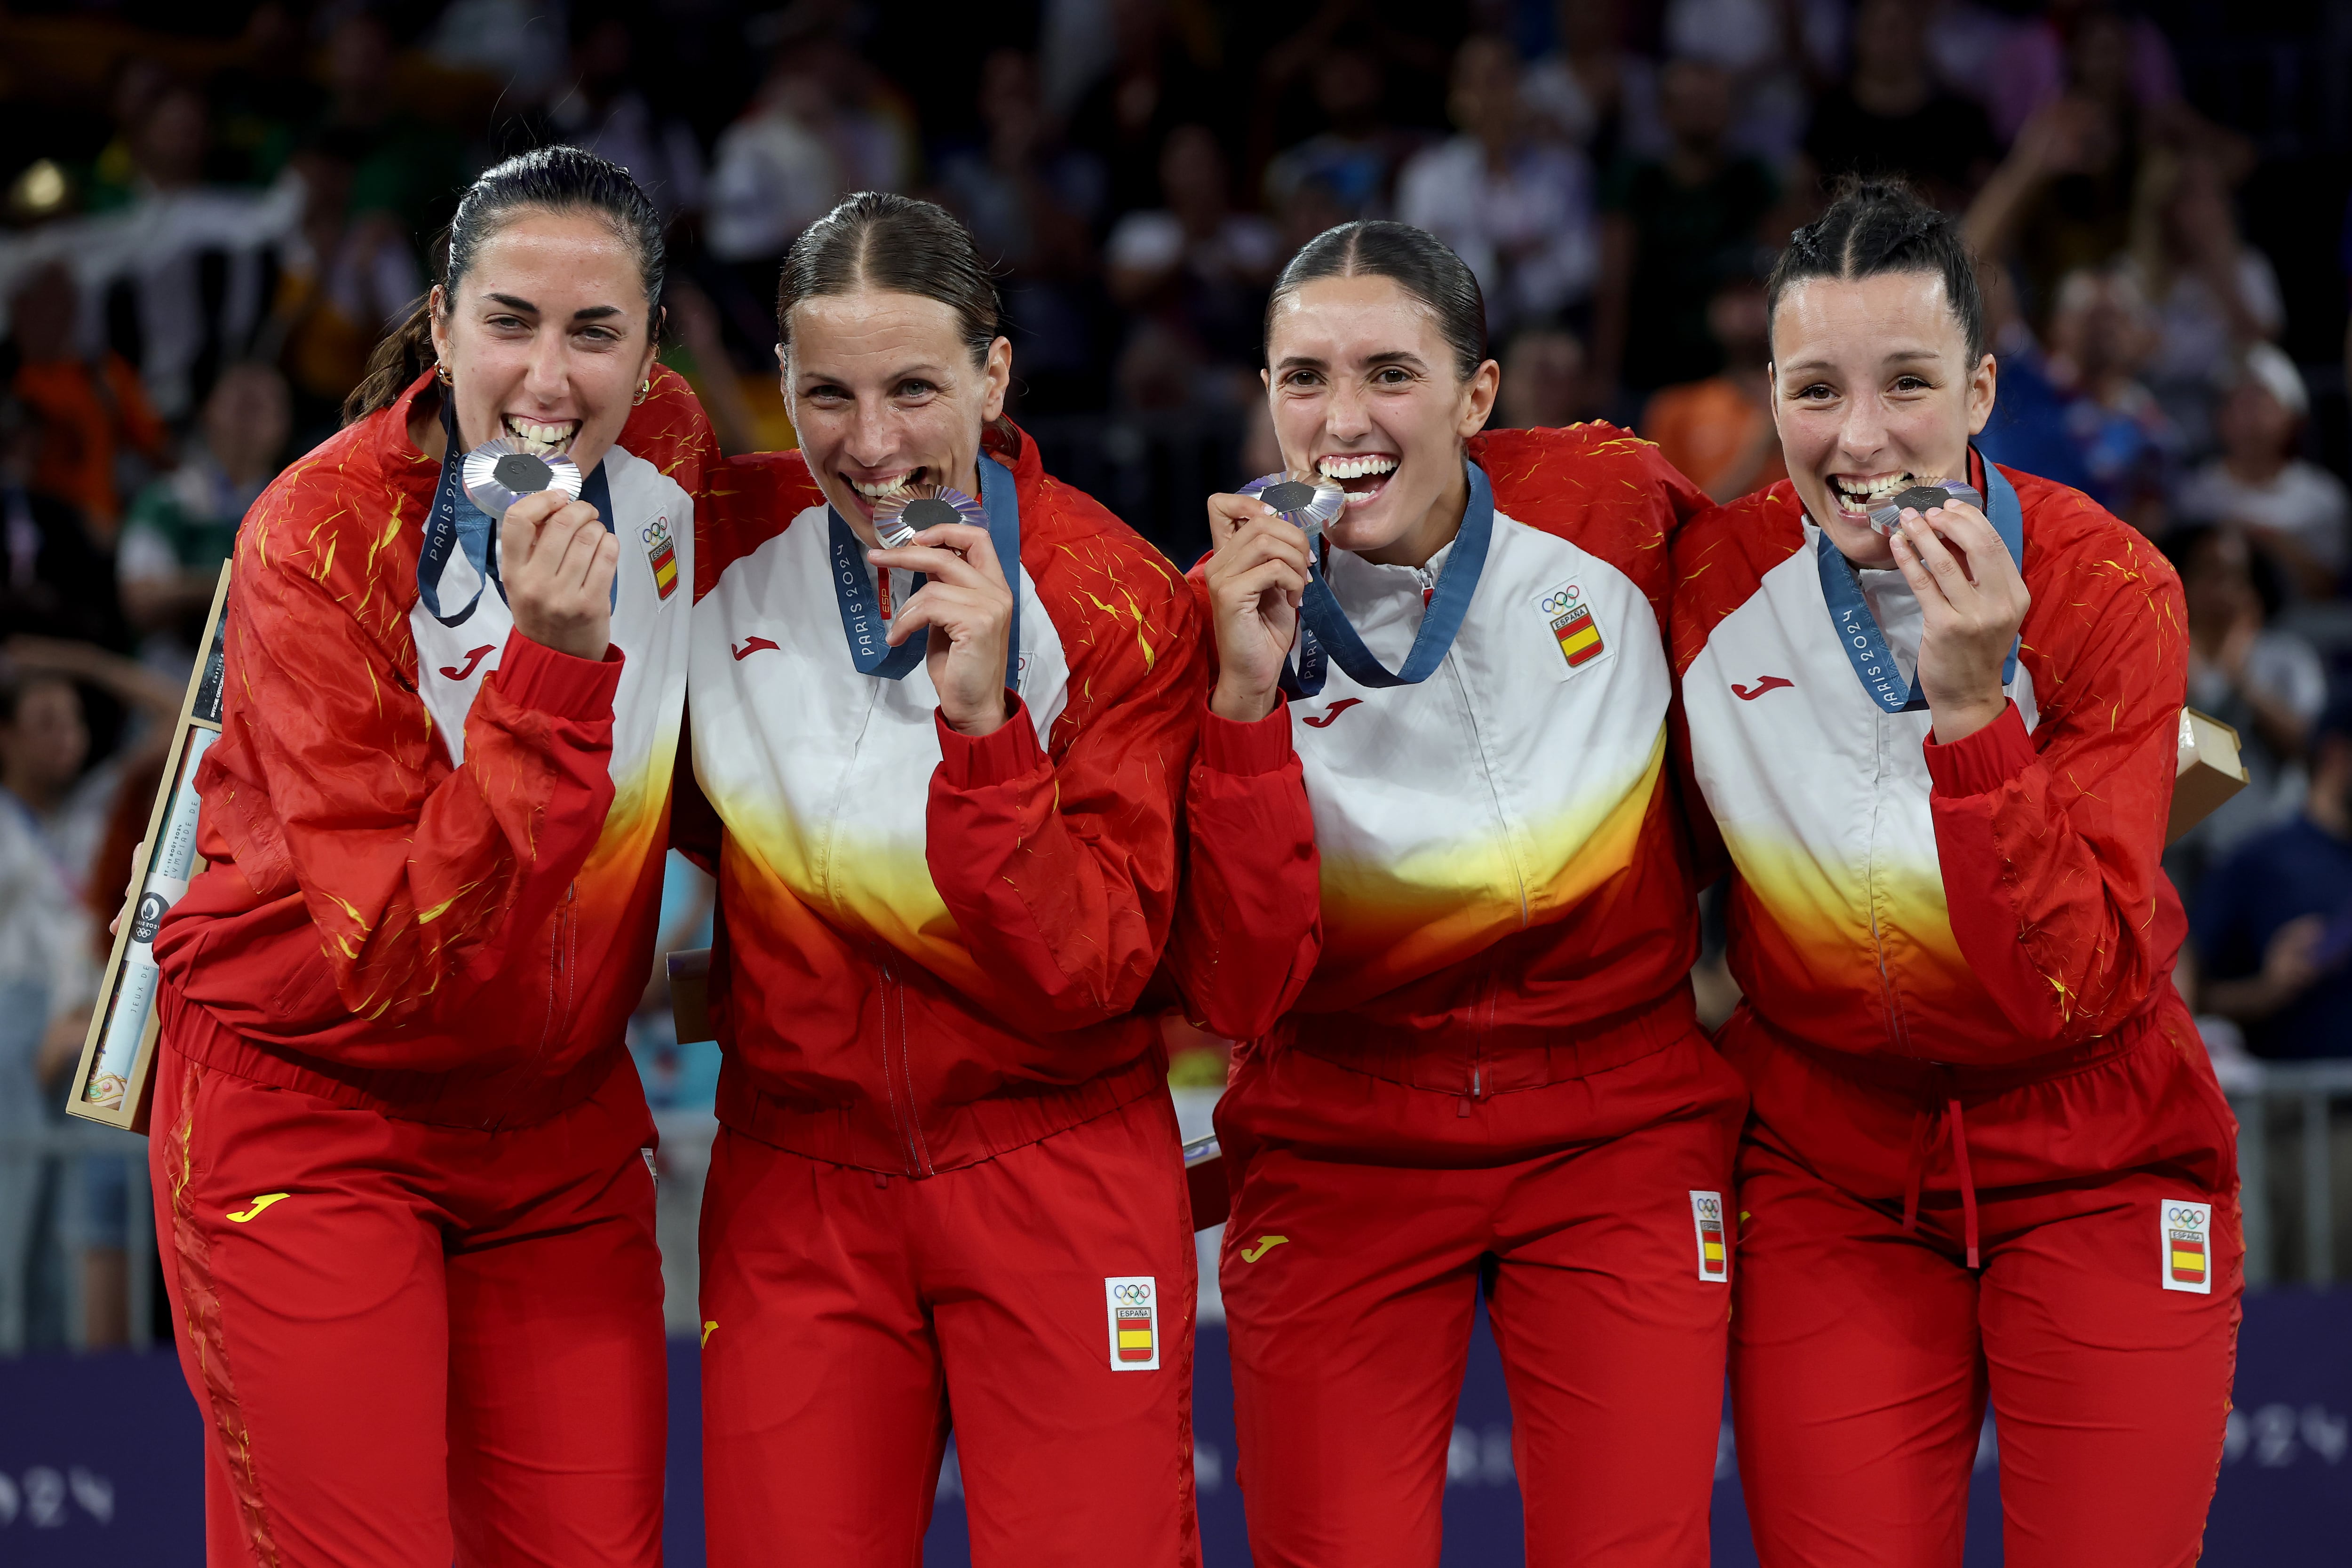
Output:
[874, 953, 931, 1177]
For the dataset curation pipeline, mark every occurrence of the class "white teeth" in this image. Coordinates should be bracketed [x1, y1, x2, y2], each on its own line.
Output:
[1317, 454, 1399, 481]
[1834, 472, 1913, 504]
[503, 416, 580, 455]
[851, 473, 916, 500]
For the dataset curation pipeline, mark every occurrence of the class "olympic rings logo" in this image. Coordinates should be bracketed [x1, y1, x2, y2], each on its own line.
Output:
[2168, 1206, 2207, 1229]
[1539, 586, 1584, 614]
[1112, 1283, 1152, 1304]
[1695, 1195, 1721, 1221]
[642, 517, 671, 545]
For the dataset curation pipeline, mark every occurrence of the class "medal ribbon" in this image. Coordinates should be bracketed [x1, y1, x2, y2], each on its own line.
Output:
[827, 454, 1022, 686]
[1814, 454, 2022, 715]
[417, 396, 615, 628]
[1282, 458, 1494, 699]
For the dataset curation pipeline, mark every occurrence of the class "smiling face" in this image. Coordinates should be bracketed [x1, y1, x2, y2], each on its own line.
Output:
[1264, 273, 1498, 566]
[429, 208, 657, 478]
[1769, 269, 1996, 567]
[783, 289, 1012, 544]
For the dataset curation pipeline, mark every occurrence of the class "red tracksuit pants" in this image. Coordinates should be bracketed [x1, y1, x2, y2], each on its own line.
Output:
[696, 1088, 1200, 1568]
[1214, 1025, 1748, 1568]
[148, 1036, 669, 1568]
[1720, 1003, 2243, 1568]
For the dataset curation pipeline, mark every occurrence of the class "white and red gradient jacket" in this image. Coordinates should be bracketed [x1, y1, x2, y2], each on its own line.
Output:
[1168, 425, 1715, 1098]
[153, 367, 716, 1126]
[677, 421, 1206, 1175]
[1670, 454, 2192, 1068]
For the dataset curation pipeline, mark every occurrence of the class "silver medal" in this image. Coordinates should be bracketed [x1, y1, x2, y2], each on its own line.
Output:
[1240, 472, 1346, 542]
[1868, 479, 1983, 537]
[461, 439, 585, 519]
[871, 482, 986, 549]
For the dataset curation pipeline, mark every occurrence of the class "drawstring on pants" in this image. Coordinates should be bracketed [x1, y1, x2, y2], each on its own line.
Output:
[1899, 1072, 1982, 1270]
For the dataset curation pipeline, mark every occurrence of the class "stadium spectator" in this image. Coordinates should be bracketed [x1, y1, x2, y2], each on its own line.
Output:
[1066, 0, 1229, 222]
[1522, 0, 1667, 169]
[705, 55, 845, 265]
[312, 12, 469, 247]
[271, 132, 425, 443]
[0, 397, 127, 651]
[2161, 523, 2330, 900]
[118, 362, 288, 675]
[1593, 57, 1779, 409]
[1106, 125, 1279, 410]
[1495, 325, 1593, 431]
[1974, 260, 2098, 493]
[1800, 0, 1998, 209]
[1660, 0, 1844, 164]
[2042, 263, 2179, 525]
[2193, 695, 2352, 1060]
[2130, 151, 2285, 454]
[540, 8, 708, 224]
[1988, 0, 2181, 146]
[2176, 345, 2346, 602]
[1396, 35, 1599, 342]
[1640, 265, 1784, 501]
[0, 666, 97, 1353]
[934, 49, 1108, 413]
[4, 263, 168, 539]
[1261, 46, 1409, 222]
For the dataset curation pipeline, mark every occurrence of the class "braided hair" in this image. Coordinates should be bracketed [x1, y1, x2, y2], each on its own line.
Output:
[1767, 177, 1986, 363]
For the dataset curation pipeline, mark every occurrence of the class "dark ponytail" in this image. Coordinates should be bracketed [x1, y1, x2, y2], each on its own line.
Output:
[343, 145, 667, 426]
[1766, 176, 1987, 363]
[1265, 221, 1489, 381]
[777, 191, 1003, 367]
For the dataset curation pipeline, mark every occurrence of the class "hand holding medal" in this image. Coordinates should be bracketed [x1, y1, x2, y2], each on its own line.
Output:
[866, 481, 1016, 738]
[471, 437, 617, 661]
[1200, 472, 1335, 722]
[1882, 482, 2030, 744]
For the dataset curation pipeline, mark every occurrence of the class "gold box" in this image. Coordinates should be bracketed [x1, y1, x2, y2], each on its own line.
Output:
[2169, 707, 2249, 846]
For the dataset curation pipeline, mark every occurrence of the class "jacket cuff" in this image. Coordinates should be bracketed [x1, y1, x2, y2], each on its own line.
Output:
[1923, 700, 2034, 796]
[1198, 699, 1295, 777]
[935, 694, 1043, 789]
[490, 629, 623, 719]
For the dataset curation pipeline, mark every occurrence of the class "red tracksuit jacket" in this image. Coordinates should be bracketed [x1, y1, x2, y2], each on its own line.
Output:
[1670, 456, 2191, 1064]
[152, 367, 717, 1125]
[679, 421, 1205, 1174]
[1169, 424, 1713, 1088]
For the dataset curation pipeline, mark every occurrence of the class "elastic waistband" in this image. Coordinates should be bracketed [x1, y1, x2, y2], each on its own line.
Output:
[716, 1044, 1168, 1175]
[1768, 1005, 2156, 1103]
[161, 987, 623, 1131]
[1287, 985, 1696, 1096]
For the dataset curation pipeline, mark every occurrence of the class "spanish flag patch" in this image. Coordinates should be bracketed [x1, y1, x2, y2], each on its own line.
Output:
[1104, 1275, 1161, 1370]
[2161, 1200, 2214, 1294]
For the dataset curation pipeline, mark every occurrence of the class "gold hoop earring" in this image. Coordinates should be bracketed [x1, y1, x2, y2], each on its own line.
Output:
[435, 362, 454, 386]
[634, 376, 652, 406]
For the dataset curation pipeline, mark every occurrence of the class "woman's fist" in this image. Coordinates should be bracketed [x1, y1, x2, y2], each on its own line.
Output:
[1203, 492, 1312, 723]
[501, 490, 617, 661]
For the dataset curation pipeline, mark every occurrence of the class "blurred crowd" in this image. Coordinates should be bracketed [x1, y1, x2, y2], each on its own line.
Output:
[3, 0, 2352, 1347]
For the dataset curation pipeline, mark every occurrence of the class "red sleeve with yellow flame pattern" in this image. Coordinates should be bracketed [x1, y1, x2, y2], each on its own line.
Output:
[922, 485, 1209, 1038]
[1923, 470, 2191, 1051]
[157, 369, 707, 1041]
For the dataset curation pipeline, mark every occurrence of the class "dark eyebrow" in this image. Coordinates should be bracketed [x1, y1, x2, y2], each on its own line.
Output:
[1362, 350, 1430, 370]
[1274, 353, 1329, 373]
[482, 294, 625, 324]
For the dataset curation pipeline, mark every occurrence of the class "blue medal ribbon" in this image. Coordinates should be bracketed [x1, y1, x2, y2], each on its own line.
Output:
[828, 454, 1022, 687]
[416, 397, 615, 627]
[1815, 454, 2023, 715]
[1281, 458, 1493, 699]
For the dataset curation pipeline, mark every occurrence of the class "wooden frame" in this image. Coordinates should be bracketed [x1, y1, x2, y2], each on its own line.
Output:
[65, 563, 231, 1134]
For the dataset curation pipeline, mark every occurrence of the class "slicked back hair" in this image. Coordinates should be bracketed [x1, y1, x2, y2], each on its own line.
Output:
[1266, 221, 1489, 382]
[778, 191, 1003, 368]
[1767, 177, 1987, 364]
